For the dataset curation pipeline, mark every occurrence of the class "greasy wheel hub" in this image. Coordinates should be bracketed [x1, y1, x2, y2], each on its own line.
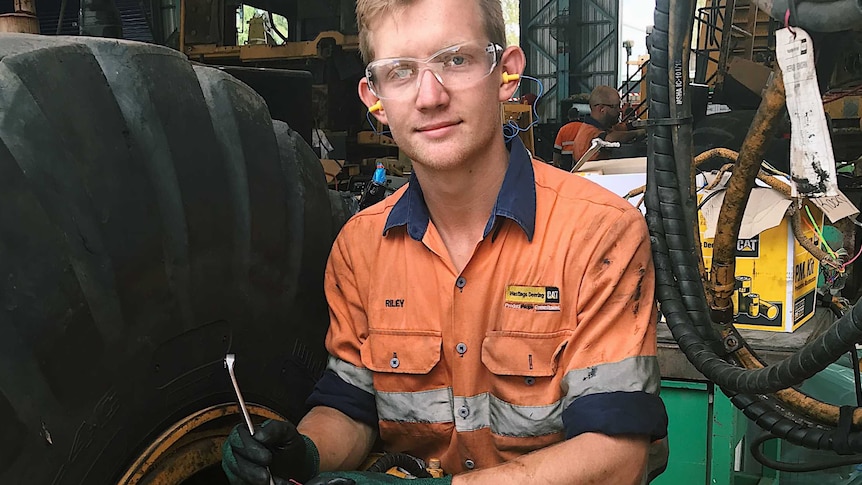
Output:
[117, 403, 282, 485]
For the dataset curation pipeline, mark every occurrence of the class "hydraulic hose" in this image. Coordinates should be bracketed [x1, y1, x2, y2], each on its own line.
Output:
[648, 0, 862, 454]
[649, 0, 862, 397]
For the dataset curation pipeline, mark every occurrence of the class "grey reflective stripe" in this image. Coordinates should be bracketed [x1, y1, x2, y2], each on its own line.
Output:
[454, 394, 489, 432]
[489, 394, 563, 436]
[377, 387, 453, 423]
[561, 355, 661, 409]
[377, 390, 563, 437]
[327, 355, 374, 394]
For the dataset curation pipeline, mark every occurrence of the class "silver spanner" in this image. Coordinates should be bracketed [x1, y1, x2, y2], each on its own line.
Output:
[225, 353, 276, 485]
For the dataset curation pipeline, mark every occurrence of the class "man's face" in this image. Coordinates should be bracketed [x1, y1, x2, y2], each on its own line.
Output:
[595, 100, 622, 127]
[360, 0, 507, 172]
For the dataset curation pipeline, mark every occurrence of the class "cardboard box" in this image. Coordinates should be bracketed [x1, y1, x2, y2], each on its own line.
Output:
[583, 163, 823, 333]
[698, 174, 821, 332]
[319, 159, 344, 184]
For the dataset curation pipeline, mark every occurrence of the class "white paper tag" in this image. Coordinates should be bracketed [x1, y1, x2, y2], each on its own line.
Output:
[775, 27, 838, 198]
[811, 190, 861, 223]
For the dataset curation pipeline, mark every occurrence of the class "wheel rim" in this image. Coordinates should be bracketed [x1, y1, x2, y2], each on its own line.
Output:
[117, 403, 282, 485]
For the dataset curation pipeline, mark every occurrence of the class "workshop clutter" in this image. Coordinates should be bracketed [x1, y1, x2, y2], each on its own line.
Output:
[697, 173, 821, 332]
[581, 162, 823, 333]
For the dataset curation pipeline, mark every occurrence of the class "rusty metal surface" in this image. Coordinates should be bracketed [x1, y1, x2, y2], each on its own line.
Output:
[118, 403, 283, 485]
[184, 31, 359, 61]
[708, 72, 786, 312]
[0, 13, 39, 33]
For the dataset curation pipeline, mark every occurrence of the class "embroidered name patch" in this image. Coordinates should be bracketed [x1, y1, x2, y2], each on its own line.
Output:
[505, 285, 560, 311]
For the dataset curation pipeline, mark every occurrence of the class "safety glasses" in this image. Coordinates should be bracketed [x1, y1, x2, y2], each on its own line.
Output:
[366, 41, 503, 100]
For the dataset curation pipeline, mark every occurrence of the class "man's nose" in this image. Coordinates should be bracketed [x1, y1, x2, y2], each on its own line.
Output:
[414, 68, 449, 109]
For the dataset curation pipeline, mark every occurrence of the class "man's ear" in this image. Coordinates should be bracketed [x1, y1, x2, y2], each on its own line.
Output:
[498, 45, 527, 102]
[358, 77, 388, 125]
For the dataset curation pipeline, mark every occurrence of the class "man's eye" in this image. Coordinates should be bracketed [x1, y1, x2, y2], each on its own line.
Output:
[388, 66, 414, 80]
[442, 54, 469, 67]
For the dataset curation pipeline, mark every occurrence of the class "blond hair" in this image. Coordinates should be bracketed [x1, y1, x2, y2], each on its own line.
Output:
[355, 0, 507, 63]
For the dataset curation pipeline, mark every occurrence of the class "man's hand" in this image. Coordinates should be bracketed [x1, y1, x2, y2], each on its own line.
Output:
[305, 471, 451, 485]
[222, 419, 319, 485]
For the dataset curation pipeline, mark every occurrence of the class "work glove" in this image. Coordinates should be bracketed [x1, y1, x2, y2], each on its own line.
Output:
[305, 471, 452, 485]
[222, 419, 320, 485]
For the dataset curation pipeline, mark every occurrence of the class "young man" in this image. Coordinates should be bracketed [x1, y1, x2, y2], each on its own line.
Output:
[571, 85, 646, 164]
[222, 1, 667, 484]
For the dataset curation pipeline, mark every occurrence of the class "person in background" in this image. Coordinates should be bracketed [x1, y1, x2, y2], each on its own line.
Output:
[221, 1, 667, 484]
[552, 106, 582, 171]
[571, 85, 646, 164]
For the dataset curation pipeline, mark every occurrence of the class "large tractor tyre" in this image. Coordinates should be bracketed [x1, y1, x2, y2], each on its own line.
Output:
[692, 109, 791, 173]
[0, 34, 334, 484]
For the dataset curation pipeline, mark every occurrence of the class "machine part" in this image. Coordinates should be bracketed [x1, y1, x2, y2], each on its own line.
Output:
[709, 74, 786, 311]
[648, 0, 862, 455]
[0, 0, 39, 33]
[365, 453, 434, 479]
[117, 403, 282, 484]
[225, 354, 276, 485]
[183, 30, 359, 62]
[0, 34, 336, 484]
[751, 0, 862, 33]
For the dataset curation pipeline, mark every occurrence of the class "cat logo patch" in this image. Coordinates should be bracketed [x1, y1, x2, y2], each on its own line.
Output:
[505, 285, 560, 311]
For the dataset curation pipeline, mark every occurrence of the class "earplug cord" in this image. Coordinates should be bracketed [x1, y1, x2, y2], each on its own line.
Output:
[503, 74, 544, 143]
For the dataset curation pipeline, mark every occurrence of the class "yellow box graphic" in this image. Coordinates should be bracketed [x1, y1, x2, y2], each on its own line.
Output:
[699, 201, 821, 332]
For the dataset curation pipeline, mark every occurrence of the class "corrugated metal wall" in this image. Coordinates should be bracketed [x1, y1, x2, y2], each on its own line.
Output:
[521, 0, 619, 121]
[569, 0, 618, 94]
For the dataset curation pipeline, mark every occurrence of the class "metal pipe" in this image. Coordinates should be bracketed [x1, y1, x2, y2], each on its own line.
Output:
[179, 0, 186, 55]
[708, 71, 786, 312]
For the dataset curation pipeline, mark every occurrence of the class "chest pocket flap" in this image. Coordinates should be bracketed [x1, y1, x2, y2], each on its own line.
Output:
[482, 331, 571, 377]
[361, 330, 442, 374]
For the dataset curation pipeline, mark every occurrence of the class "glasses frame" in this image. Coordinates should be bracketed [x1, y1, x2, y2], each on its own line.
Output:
[365, 41, 503, 100]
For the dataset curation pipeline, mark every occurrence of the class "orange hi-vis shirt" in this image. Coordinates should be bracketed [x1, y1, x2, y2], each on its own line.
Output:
[308, 137, 667, 475]
[553, 121, 583, 161]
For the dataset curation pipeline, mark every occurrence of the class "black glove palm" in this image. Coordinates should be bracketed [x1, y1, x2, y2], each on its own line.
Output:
[222, 419, 319, 485]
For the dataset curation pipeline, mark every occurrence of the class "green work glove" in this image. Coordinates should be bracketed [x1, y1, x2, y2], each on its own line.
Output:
[305, 471, 453, 485]
[221, 419, 320, 485]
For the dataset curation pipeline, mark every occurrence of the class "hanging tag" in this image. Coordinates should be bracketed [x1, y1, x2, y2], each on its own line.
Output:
[775, 27, 838, 198]
[810, 190, 860, 223]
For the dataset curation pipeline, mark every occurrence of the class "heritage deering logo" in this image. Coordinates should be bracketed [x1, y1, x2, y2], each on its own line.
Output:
[505, 285, 561, 312]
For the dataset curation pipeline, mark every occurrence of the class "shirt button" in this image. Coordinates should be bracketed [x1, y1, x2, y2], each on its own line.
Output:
[390, 357, 400, 368]
[456, 343, 467, 355]
[524, 377, 536, 386]
[465, 459, 475, 470]
[455, 276, 467, 289]
[458, 405, 470, 418]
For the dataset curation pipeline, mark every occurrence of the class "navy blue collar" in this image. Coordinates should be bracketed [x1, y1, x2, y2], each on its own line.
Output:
[584, 115, 606, 130]
[383, 136, 536, 242]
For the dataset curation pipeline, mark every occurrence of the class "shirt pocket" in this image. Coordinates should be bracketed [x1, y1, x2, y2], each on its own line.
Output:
[361, 329, 450, 443]
[361, 329, 442, 374]
[481, 331, 570, 446]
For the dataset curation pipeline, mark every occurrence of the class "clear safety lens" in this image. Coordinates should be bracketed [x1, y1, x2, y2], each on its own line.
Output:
[366, 42, 502, 99]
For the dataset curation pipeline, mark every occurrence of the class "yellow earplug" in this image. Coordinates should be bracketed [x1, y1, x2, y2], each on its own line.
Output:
[369, 101, 382, 113]
[502, 72, 520, 84]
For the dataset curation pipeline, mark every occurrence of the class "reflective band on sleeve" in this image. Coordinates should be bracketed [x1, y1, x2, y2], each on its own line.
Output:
[327, 355, 374, 394]
[377, 387, 454, 423]
[561, 355, 661, 409]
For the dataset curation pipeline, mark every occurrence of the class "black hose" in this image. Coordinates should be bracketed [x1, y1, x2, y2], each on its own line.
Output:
[649, 0, 862, 456]
[366, 453, 433, 478]
[750, 432, 862, 472]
